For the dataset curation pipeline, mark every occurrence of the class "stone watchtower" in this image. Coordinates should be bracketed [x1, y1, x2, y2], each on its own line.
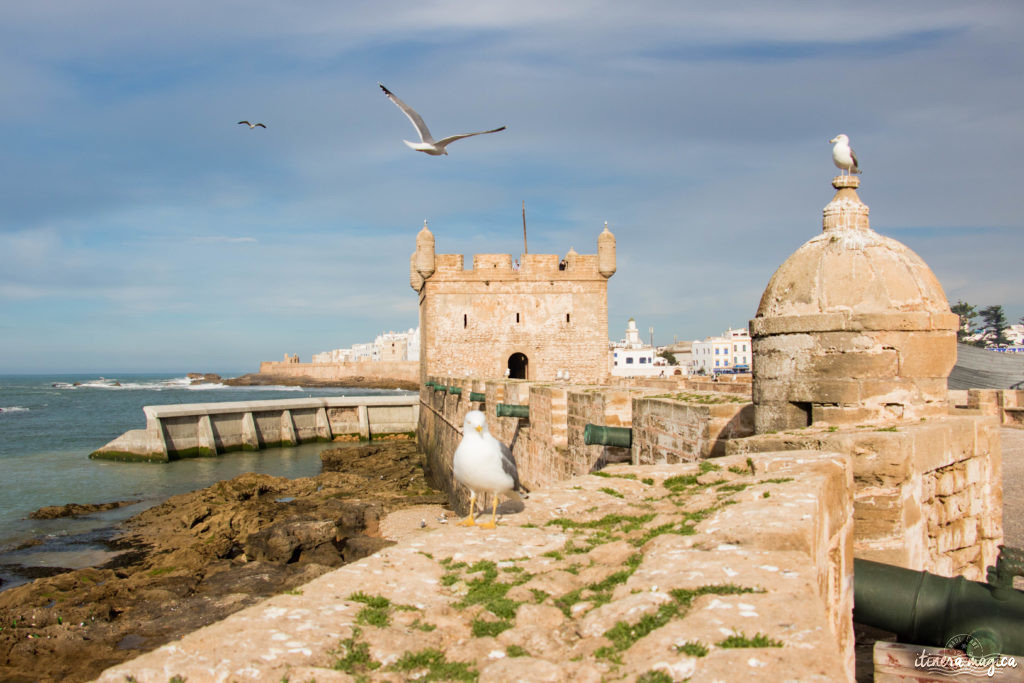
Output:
[750, 175, 958, 432]
[411, 222, 616, 383]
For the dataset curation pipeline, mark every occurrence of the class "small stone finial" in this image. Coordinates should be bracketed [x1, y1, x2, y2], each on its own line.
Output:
[598, 222, 616, 278]
[823, 175, 870, 232]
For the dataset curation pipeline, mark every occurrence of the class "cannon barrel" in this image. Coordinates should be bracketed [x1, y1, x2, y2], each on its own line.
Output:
[446, 386, 462, 396]
[424, 382, 435, 389]
[495, 403, 529, 418]
[469, 392, 486, 403]
[583, 424, 632, 448]
[854, 557, 1024, 656]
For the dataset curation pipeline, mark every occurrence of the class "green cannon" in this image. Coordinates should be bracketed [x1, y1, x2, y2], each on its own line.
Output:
[495, 403, 529, 418]
[447, 386, 462, 396]
[583, 424, 632, 448]
[469, 392, 486, 403]
[423, 382, 434, 389]
[854, 548, 1024, 656]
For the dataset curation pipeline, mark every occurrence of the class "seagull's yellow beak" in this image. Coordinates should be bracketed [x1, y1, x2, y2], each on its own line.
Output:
[475, 425, 483, 433]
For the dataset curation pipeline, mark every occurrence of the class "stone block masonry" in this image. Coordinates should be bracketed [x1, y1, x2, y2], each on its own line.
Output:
[257, 359, 419, 385]
[97, 451, 855, 682]
[725, 415, 1003, 580]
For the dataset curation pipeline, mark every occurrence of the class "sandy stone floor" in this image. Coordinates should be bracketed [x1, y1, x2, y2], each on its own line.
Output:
[1001, 428, 1024, 550]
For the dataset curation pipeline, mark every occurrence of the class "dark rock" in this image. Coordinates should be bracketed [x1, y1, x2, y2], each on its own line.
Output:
[0, 439, 446, 683]
[29, 500, 140, 520]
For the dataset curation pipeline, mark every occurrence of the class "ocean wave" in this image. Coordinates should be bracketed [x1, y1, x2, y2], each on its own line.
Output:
[0, 406, 28, 414]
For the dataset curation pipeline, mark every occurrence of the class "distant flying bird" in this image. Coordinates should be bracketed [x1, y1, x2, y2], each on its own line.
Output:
[453, 410, 528, 528]
[238, 121, 266, 129]
[830, 134, 860, 175]
[378, 83, 506, 156]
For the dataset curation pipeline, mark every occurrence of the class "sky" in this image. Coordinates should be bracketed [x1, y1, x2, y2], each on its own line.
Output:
[1, 1, 1022, 374]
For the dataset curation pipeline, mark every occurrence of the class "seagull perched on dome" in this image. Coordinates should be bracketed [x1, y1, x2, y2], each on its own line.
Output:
[237, 121, 266, 129]
[379, 83, 506, 156]
[830, 134, 860, 175]
[453, 410, 528, 528]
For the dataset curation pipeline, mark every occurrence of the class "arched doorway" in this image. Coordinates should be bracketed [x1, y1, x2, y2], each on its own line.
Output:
[507, 353, 529, 380]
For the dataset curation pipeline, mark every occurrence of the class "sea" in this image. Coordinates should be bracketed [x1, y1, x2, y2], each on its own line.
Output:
[0, 373, 414, 590]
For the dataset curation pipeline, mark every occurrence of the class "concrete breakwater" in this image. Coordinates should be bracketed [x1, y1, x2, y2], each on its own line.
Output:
[90, 395, 419, 462]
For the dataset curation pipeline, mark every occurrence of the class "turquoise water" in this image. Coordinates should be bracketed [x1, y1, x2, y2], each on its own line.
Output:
[0, 373, 414, 587]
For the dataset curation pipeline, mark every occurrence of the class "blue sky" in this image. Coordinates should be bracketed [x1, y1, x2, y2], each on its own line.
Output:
[1, 2, 1022, 374]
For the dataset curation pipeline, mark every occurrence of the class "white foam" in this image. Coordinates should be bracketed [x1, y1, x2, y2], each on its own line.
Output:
[0, 406, 28, 413]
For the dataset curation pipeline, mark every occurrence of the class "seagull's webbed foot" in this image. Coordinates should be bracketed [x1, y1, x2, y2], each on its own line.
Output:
[458, 492, 477, 527]
[477, 496, 500, 529]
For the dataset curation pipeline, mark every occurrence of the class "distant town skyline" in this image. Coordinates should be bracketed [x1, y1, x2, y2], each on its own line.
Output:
[1, 3, 1022, 373]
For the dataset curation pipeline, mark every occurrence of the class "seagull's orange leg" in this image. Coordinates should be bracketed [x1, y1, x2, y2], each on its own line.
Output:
[479, 495, 500, 529]
[457, 492, 477, 527]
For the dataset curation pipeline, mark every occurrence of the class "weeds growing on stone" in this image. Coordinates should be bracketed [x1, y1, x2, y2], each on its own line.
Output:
[675, 640, 709, 657]
[596, 584, 761, 658]
[388, 648, 477, 681]
[471, 617, 513, 637]
[592, 471, 638, 481]
[599, 487, 625, 498]
[505, 645, 529, 658]
[349, 592, 393, 628]
[636, 671, 674, 683]
[717, 631, 784, 648]
[332, 627, 381, 675]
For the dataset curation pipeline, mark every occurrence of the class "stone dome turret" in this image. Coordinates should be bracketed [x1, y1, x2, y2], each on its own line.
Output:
[750, 175, 958, 432]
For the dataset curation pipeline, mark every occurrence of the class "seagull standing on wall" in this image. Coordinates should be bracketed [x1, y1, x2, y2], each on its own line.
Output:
[453, 410, 528, 528]
[238, 121, 266, 129]
[830, 134, 860, 175]
[379, 83, 506, 156]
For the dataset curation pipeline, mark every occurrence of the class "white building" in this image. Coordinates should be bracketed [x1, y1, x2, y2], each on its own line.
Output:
[692, 327, 752, 375]
[611, 318, 668, 377]
[312, 327, 420, 364]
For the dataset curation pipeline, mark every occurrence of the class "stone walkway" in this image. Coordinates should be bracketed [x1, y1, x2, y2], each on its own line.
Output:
[97, 452, 851, 682]
[1001, 428, 1024, 549]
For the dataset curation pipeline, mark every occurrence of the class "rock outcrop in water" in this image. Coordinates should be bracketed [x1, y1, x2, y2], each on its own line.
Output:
[0, 440, 445, 683]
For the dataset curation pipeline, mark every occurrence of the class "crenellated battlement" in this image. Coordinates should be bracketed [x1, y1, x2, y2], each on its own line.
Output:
[426, 251, 606, 281]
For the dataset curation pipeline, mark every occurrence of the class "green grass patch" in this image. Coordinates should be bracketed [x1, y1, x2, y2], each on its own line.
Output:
[698, 461, 722, 474]
[675, 640, 709, 657]
[717, 631, 784, 648]
[505, 645, 529, 658]
[636, 671, 674, 683]
[350, 591, 393, 628]
[761, 477, 794, 485]
[716, 482, 749, 493]
[599, 487, 625, 498]
[875, 426, 899, 432]
[471, 618, 513, 638]
[663, 474, 699, 491]
[388, 648, 477, 682]
[597, 584, 761, 658]
[546, 512, 656, 532]
[332, 627, 381, 675]
[641, 477, 655, 485]
[530, 588, 549, 603]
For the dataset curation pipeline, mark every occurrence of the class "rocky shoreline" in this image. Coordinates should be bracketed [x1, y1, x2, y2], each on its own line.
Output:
[192, 372, 419, 391]
[0, 440, 446, 683]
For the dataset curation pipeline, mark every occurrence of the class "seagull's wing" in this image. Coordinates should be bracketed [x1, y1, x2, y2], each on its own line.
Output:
[850, 147, 861, 173]
[379, 83, 434, 143]
[238, 121, 251, 126]
[496, 438, 528, 493]
[255, 123, 266, 128]
[434, 126, 507, 149]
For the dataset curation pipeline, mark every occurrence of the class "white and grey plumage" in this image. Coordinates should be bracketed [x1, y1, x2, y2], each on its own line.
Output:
[830, 134, 860, 175]
[453, 410, 527, 528]
[238, 121, 266, 129]
[379, 83, 505, 156]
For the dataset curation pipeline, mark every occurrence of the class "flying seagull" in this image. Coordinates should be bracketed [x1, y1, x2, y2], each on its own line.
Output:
[453, 410, 528, 528]
[238, 121, 266, 129]
[830, 134, 860, 175]
[379, 83, 505, 156]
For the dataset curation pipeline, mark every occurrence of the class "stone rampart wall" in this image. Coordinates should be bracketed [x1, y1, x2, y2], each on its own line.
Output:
[964, 388, 1024, 428]
[725, 415, 1002, 579]
[632, 398, 755, 462]
[258, 360, 419, 384]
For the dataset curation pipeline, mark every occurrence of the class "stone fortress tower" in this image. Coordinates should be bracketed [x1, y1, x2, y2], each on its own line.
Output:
[411, 221, 616, 383]
[751, 175, 959, 433]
